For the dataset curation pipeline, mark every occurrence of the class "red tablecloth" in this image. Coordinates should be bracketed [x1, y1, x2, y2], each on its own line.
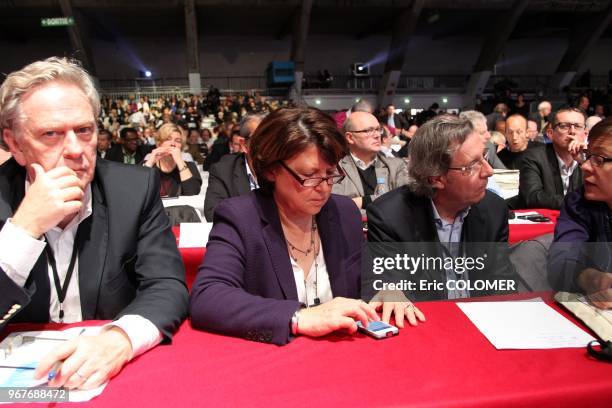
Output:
[172, 226, 205, 289]
[3, 294, 610, 408]
[509, 209, 560, 244]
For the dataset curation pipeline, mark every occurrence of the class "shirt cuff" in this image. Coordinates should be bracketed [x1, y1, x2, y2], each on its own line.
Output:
[0, 218, 47, 287]
[105, 315, 163, 361]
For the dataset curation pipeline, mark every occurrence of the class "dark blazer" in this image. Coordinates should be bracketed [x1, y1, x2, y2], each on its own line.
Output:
[548, 190, 612, 292]
[204, 153, 251, 221]
[190, 191, 363, 345]
[0, 158, 189, 338]
[105, 144, 147, 164]
[380, 113, 408, 130]
[518, 144, 583, 209]
[203, 136, 230, 171]
[367, 187, 517, 301]
[498, 141, 542, 170]
[155, 161, 202, 197]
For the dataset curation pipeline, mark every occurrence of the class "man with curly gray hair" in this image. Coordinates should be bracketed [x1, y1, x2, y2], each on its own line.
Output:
[0, 57, 188, 389]
[367, 115, 517, 301]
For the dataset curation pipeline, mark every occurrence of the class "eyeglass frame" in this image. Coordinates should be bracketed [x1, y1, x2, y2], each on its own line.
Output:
[553, 122, 586, 132]
[576, 150, 612, 167]
[279, 161, 346, 187]
[447, 148, 491, 176]
[347, 126, 384, 137]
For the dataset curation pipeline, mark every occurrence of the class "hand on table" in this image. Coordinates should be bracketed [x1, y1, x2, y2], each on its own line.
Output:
[12, 164, 83, 238]
[34, 327, 133, 390]
[578, 268, 612, 309]
[297, 297, 379, 337]
[369, 290, 426, 328]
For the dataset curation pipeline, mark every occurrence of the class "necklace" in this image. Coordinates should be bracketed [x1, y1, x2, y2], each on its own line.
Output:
[285, 217, 321, 306]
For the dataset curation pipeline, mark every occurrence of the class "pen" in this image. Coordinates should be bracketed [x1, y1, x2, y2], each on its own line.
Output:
[48, 361, 62, 381]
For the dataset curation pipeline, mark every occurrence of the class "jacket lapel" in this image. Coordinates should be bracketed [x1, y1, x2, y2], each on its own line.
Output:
[340, 156, 364, 196]
[234, 154, 252, 196]
[317, 200, 347, 297]
[546, 145, 564, 194]
[257, 192, 299, 301]
[77, 168, 109, 319]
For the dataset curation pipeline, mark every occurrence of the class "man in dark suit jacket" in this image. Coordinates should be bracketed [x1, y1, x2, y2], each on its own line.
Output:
[518, 108, 587, 209]
[380, 104, 408, 135]
[105, 127, 147, 164]
[203, 113, 264, 221]
[0, 57, 188, 390]
[367, 115, 517, 301]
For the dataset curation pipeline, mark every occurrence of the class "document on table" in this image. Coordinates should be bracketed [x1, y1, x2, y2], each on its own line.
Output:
[178, 222, 213, 248]
[457, 297, 596, 349]
[0, 326, 107, 402]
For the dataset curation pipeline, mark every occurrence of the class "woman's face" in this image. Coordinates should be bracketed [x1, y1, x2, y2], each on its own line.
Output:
[581, 136, 612, 207]
[269, 145, 338, 218]
[160, 131, 183, 149]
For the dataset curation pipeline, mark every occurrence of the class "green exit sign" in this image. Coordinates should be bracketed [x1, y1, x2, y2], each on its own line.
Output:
[41, 17, 74, 27]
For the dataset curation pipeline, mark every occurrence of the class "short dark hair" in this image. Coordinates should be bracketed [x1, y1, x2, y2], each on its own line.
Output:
[120, 127, 137, 139]
[249, 107, 347, 194]
[98, 129, 112, 140]
[551, 107, 587, 127]
[588, 117, 612, 145]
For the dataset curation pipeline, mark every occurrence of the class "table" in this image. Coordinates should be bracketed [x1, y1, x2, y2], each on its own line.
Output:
[3, 293, 610, 408]
[509, 209, 560, 244]
[172, 226, 205, 289]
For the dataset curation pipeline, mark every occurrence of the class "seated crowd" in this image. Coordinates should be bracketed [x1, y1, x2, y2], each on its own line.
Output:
[0, 57, 610, 391]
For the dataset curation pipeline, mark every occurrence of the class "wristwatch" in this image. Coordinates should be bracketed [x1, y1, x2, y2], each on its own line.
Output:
[290, 308, 301, 335]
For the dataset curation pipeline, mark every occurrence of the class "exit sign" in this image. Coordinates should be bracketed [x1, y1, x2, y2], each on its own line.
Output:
[41, 17, 74, 27]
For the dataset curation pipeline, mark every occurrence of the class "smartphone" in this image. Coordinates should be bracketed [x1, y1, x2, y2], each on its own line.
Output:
[356, 321, 399, 339]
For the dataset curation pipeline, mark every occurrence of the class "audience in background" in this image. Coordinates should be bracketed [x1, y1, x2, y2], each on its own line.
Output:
[106, 127, 147, 165]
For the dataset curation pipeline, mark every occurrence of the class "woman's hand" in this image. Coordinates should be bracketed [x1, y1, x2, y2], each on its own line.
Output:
[297, 297, 379, 337]
[369, 290, 426, 328]
[144, 147, 171, 167]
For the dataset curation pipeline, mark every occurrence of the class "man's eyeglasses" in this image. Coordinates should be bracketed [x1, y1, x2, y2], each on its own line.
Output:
[447, 149, 490, 176]
[576, 150, 612, 167]
[280, 162, 345, 187]
[554, 122, 586, 132]
[348, 127, 384, 137]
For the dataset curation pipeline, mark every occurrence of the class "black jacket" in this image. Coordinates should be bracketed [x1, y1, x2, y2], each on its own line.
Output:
[518, 144, 583, 209]
[0, 158, 188, 338]
[204, 153, 251, 221]
[366, 187, 517, 301]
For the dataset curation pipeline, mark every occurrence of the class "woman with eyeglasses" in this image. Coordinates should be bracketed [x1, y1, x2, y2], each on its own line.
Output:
[190, 107, 410, 344]
[548, 117, 612, 309]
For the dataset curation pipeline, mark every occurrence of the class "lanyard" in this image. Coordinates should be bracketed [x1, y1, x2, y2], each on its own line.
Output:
[44, 237, 79, 323]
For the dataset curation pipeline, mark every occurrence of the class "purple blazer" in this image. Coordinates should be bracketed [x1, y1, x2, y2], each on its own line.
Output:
[189, 190, 363, 345]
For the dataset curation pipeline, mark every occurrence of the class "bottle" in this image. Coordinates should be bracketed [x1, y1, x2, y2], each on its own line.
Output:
[373, 177, 388, 198]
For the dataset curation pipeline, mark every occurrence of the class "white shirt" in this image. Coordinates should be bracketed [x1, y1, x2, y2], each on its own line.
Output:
[244, 158, 259, 190]
[290, 243, 332, 307]
[0, 183, 162, 359]
[350, 152, 377, 171]
[555, 153, 578, 195]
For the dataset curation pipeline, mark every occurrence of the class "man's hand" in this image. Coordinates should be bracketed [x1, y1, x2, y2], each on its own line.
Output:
[11, 164, 83, 238]
[34, 327, 133, 390]
[568, 133, 587, 156]
[578, 268, 612, 309]
[297, 297, 379, 337]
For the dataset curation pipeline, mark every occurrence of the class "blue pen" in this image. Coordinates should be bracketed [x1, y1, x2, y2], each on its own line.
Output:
[48, 361, 62, 381]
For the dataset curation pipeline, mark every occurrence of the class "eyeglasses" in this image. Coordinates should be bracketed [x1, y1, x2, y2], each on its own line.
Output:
[576, 150, 612, 167]
[554, 122, 586, 132]
[447, 149, 490, 176]
[348, 127, 384, 137]
[280, 162, 345, 187]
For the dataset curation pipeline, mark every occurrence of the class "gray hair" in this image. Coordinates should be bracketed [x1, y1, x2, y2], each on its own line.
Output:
[0, 57, 100, 134]
[239, 112, 266, 138]
[350, 99, 373, 114]
[459, 110, 486, 127]
[537, 101, 551, 111]
[407, 114, 474, 198]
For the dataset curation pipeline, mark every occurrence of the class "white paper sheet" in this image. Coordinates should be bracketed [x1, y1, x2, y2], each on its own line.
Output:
[457, 297, 596, 349]
[0, 326, 107, 402]
[178, 222, 213, 248]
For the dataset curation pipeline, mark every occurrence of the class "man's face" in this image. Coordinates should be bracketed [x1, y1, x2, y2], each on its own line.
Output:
[4, 81, 97, 190]
[123, 131, 139, 153]
[435, 133, 493, 210]
[505, 116, 528, 152]
[98, 133, 111, 152]
[386, 105, 395, 116]
[579, 96, 589, 111]
[230, 134, 246, 154]
[540, 104, 551, 117]
[345, 112, 381, 156]
[548, 111, 586, 152]
[527, 121, 538, 141]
